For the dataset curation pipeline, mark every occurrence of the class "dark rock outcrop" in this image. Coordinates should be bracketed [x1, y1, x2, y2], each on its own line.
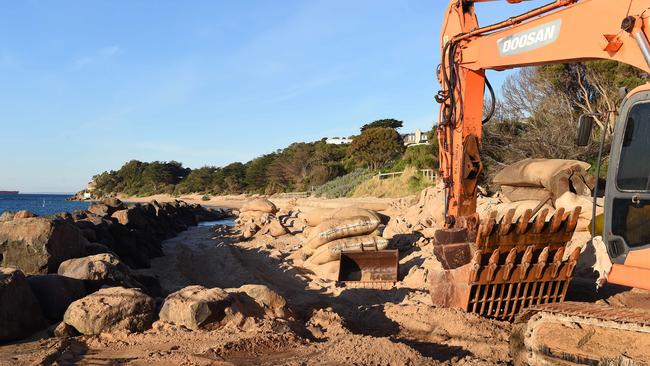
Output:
[84, 242, 115, 256]
[0, 268, 46, 341]
[27, 274, 86, 321]
[0, 217, 87, 275]
[67, 199, 231, 270]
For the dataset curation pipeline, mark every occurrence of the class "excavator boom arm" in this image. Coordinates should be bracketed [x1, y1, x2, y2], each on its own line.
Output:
[460, 0, 650, 72]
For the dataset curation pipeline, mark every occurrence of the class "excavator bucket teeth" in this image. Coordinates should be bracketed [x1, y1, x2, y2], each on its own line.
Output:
[430, 208, 582, 321]
[337, 250, 399, 286]
[476, 207, 581, 249]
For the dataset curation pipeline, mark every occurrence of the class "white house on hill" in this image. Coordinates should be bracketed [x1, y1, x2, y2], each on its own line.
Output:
[326, 137, 353, 145]
[402, 129, 430, 146]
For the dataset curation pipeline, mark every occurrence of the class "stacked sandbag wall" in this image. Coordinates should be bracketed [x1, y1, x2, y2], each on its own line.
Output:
[493, 159, 594, 204]
[236, 198, 289, 239]
[298, 207, 386, 280]
[489, 159, 602, 261]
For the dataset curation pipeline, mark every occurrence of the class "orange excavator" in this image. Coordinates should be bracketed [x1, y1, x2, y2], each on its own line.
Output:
[431, 0, 650, 364]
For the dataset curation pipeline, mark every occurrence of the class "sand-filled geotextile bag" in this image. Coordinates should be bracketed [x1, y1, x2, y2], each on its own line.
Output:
[310, 261, 339, 281]
[238, 211, 272, 226]
[301, 208, 336, 227]
[500, 186, 552, 203]
[302, 216, 381, 255]
[494, 159, 592, 198]
[241, 198, 278, 214]
[267, 219, 288, 237]
[554, 191, 603, 232]
[305, 235, 389, 266]
[301, 207, 380, 227]
[494, 159, 590, 186]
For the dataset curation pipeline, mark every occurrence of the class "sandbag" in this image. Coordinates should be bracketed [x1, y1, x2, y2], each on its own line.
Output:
[241, 199, 277, 214]
[332, 207, 380, 220]
[403, 186, 446, 229]
[311, 261, 340, 281]
[302, 226, 313, 239]
[239, 211, 272, 226]
[494, 159, 592, 198]
[554, 192, 602, 222]
[501, 185, 552, 203]
[267, 220, 288, 237]
[306, 235, 389, 266]
[301, 207, 379, 227]
[303, 216, 381, 255]
[242, 223, 258, 239]
[494, 159, 590, 186]
[301, 208, 336, 227]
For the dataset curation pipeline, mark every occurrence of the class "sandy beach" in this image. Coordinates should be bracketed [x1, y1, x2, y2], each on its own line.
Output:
[119, 193, 398, 212]
[2, 193, 650, 365]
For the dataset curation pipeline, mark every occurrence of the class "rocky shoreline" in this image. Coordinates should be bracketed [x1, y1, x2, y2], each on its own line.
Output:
[0, 198, 232, 342]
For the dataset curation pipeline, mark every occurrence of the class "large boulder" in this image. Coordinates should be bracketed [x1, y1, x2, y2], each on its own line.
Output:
[234, 284, 287, 318]
[0, 211, 15, 222]
[0, 217, 87, 274]
[13, 210, 36, 219]
[57, 253, 142, 290]
[0, 268, 46, 341]
[101, 197, 126, 210]
[84, 242, 115, 256]
[87, 203, 113, 217]
[111, 207, 149, 229]
[63, 287, 156, 335]
[74, 216, 116, 249]
[107, 225, 151, 269]
[27, 274, 86, 321]
[87, 198, 126, 218]
[159, 285, 232, 330]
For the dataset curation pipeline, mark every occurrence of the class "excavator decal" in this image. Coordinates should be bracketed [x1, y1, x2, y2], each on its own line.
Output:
[497, 19, 561, 56]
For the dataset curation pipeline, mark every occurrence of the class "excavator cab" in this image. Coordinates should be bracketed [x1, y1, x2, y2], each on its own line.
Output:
[597, 87, 650, 290]
[509, 86, 650, 366]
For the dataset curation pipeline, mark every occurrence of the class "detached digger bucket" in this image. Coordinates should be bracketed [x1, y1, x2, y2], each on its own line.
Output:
[337, 250, 399, 285]
[429, 207, 583, 321]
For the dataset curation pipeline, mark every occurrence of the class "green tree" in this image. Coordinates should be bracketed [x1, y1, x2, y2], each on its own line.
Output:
[176, 166, 218, 194]
[220, 162, 246, 193]
[537, 61, 645, 132]
[360, 119, 404, 132]
[401, 144, 437, 169]
[245, 154, 277, 193]
[349, 127, 405, 170]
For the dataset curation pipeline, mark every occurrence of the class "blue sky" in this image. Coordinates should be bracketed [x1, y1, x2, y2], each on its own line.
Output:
[0, 0, 543, 193]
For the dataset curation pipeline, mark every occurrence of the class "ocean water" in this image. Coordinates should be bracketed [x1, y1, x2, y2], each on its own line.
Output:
[0, 194, 90, 216]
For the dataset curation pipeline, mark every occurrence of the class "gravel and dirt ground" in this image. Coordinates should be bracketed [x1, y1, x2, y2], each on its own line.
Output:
[2, 220, 648, 366]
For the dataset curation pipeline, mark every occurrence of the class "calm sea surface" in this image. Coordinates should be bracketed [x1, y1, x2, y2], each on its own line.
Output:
[0, 194, 90, 216]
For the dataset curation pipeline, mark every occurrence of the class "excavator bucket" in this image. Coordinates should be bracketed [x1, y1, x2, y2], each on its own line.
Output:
[429, 207, 583, 321]
[337, 249, 399, 285]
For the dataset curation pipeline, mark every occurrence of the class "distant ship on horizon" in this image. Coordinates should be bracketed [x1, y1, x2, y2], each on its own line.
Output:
[0, 191, 19, 195]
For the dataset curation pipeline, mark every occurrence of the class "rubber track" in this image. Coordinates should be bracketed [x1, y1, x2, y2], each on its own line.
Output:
[512, 301, 650, 366]
[523, 301, 650, 327]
